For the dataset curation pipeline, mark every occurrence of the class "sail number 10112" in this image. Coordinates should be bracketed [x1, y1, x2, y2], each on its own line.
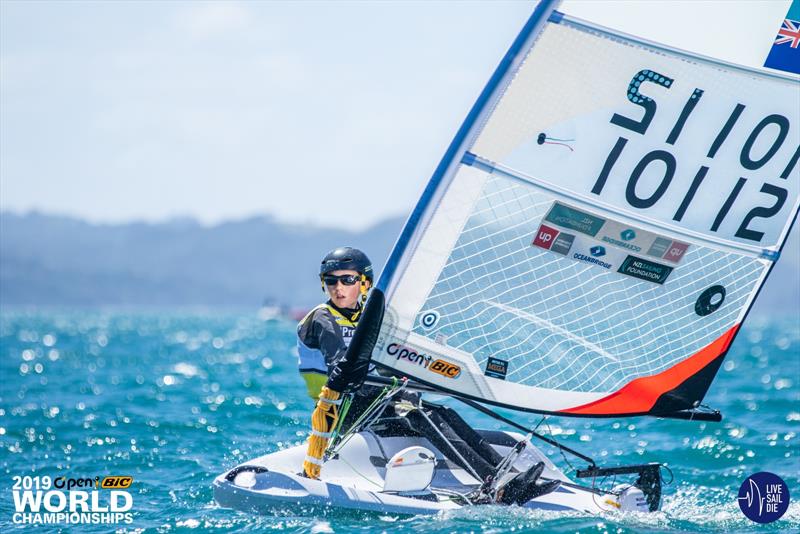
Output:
[591, 69, 798, 243]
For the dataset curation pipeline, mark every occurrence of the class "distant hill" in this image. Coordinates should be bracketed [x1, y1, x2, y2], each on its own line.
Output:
[0, 211, 797, 314]
[0, 212, 404, 308]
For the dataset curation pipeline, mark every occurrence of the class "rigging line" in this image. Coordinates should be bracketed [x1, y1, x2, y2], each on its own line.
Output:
[543, 140, 574, 152]
[532, 415, 546, 434]
[328, 380, 402, 457]
[545, 419, 577, 474]
[416, 406, 484, 483]
[450, 395, 597, 468]
[329, 395, 353, 443]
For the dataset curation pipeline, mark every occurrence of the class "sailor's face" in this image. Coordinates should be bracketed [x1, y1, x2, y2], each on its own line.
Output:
[325, 269, 365, 309]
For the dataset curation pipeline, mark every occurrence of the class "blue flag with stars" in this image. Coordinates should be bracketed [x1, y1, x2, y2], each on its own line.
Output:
[764, 0, 800, 74]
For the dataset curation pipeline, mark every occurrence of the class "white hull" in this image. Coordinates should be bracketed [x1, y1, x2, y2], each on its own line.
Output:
[214, 429, 645, 515]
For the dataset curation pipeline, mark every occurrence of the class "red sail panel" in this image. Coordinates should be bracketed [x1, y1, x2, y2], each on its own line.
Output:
[562, 324, 740, 416]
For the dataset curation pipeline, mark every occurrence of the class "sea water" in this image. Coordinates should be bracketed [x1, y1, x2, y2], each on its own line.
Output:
[0, 310, 797, 533]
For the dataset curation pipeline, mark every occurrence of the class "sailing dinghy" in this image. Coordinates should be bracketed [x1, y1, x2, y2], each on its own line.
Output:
[215, 0, 799, 515]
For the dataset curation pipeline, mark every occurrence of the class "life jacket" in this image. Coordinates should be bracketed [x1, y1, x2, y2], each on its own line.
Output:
[296, 302, 360, 399]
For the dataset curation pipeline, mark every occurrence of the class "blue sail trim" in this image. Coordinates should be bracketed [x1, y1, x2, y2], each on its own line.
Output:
[375, 0, 561, 294]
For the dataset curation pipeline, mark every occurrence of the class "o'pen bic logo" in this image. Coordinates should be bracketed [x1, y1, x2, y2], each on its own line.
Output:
[738, 472, 790, 523]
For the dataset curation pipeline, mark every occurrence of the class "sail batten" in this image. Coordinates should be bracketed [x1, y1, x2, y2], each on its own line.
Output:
[370, 1, 799, 417]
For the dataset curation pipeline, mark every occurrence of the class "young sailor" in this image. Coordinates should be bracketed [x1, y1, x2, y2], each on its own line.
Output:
[296, 247, 372, 401]
[299, 247, 390, 478]
[301, 250, 561, 502]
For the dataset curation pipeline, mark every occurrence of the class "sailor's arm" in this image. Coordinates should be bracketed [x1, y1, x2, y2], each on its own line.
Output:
[326, 347, 366, 393]
[303, 320, 374, 479]
[296, 309, 342, 398]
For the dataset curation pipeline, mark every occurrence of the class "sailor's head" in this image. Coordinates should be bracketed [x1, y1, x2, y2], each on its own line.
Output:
[319, 247, 372, 309]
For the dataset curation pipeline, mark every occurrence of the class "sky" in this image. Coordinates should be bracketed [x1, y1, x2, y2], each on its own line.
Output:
[0, 0, 793, 230]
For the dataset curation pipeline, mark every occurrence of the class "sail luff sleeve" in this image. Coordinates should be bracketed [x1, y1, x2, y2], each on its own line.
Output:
[326, 289, 386, 393]
[375, 0, 562, 301]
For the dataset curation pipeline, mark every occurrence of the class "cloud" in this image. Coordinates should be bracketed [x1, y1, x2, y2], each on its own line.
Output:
[179, 1, 251, 38]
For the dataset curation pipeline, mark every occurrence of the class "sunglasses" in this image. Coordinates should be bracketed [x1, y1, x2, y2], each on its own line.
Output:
[322, 274, 361, 287]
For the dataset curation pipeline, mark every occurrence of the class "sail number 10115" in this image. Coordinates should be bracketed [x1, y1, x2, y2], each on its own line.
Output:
[590, 69, 798, 243]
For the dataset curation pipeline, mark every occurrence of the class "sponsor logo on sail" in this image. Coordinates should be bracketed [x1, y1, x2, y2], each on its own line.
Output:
[617, 255, 673, 284]
[429, 359, 461, 379]
[662, 241, 689, 263]
[387, 343, 432, 368]
[544, 203, 606, 237]
[532, 224, 575, 256]
[386, 343, 461, 379]
[601, 230, 642, 252]
[551, 232, 575, 255]
[573, 252, 612, 269]
[646, 238, 689, 264]
[484, 357, 508, 380]
[646, 237, 670, 258]
[532, 224, 559, 250]
[590, 246, 606, 257]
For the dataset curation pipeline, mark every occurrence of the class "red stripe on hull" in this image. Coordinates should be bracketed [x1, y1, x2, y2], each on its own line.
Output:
[562, 324, 740, 415]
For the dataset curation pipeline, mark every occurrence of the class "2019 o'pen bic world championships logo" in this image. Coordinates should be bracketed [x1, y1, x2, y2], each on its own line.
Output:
[11, 475, 135, 526]
[737, 472, 790, 523]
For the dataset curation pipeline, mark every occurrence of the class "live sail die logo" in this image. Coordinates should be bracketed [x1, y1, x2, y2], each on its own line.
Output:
[737, 472, 790, 523]
[11, 475, 135, 526]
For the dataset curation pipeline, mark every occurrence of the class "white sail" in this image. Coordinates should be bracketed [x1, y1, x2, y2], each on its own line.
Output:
[369, 0, 799, 416]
